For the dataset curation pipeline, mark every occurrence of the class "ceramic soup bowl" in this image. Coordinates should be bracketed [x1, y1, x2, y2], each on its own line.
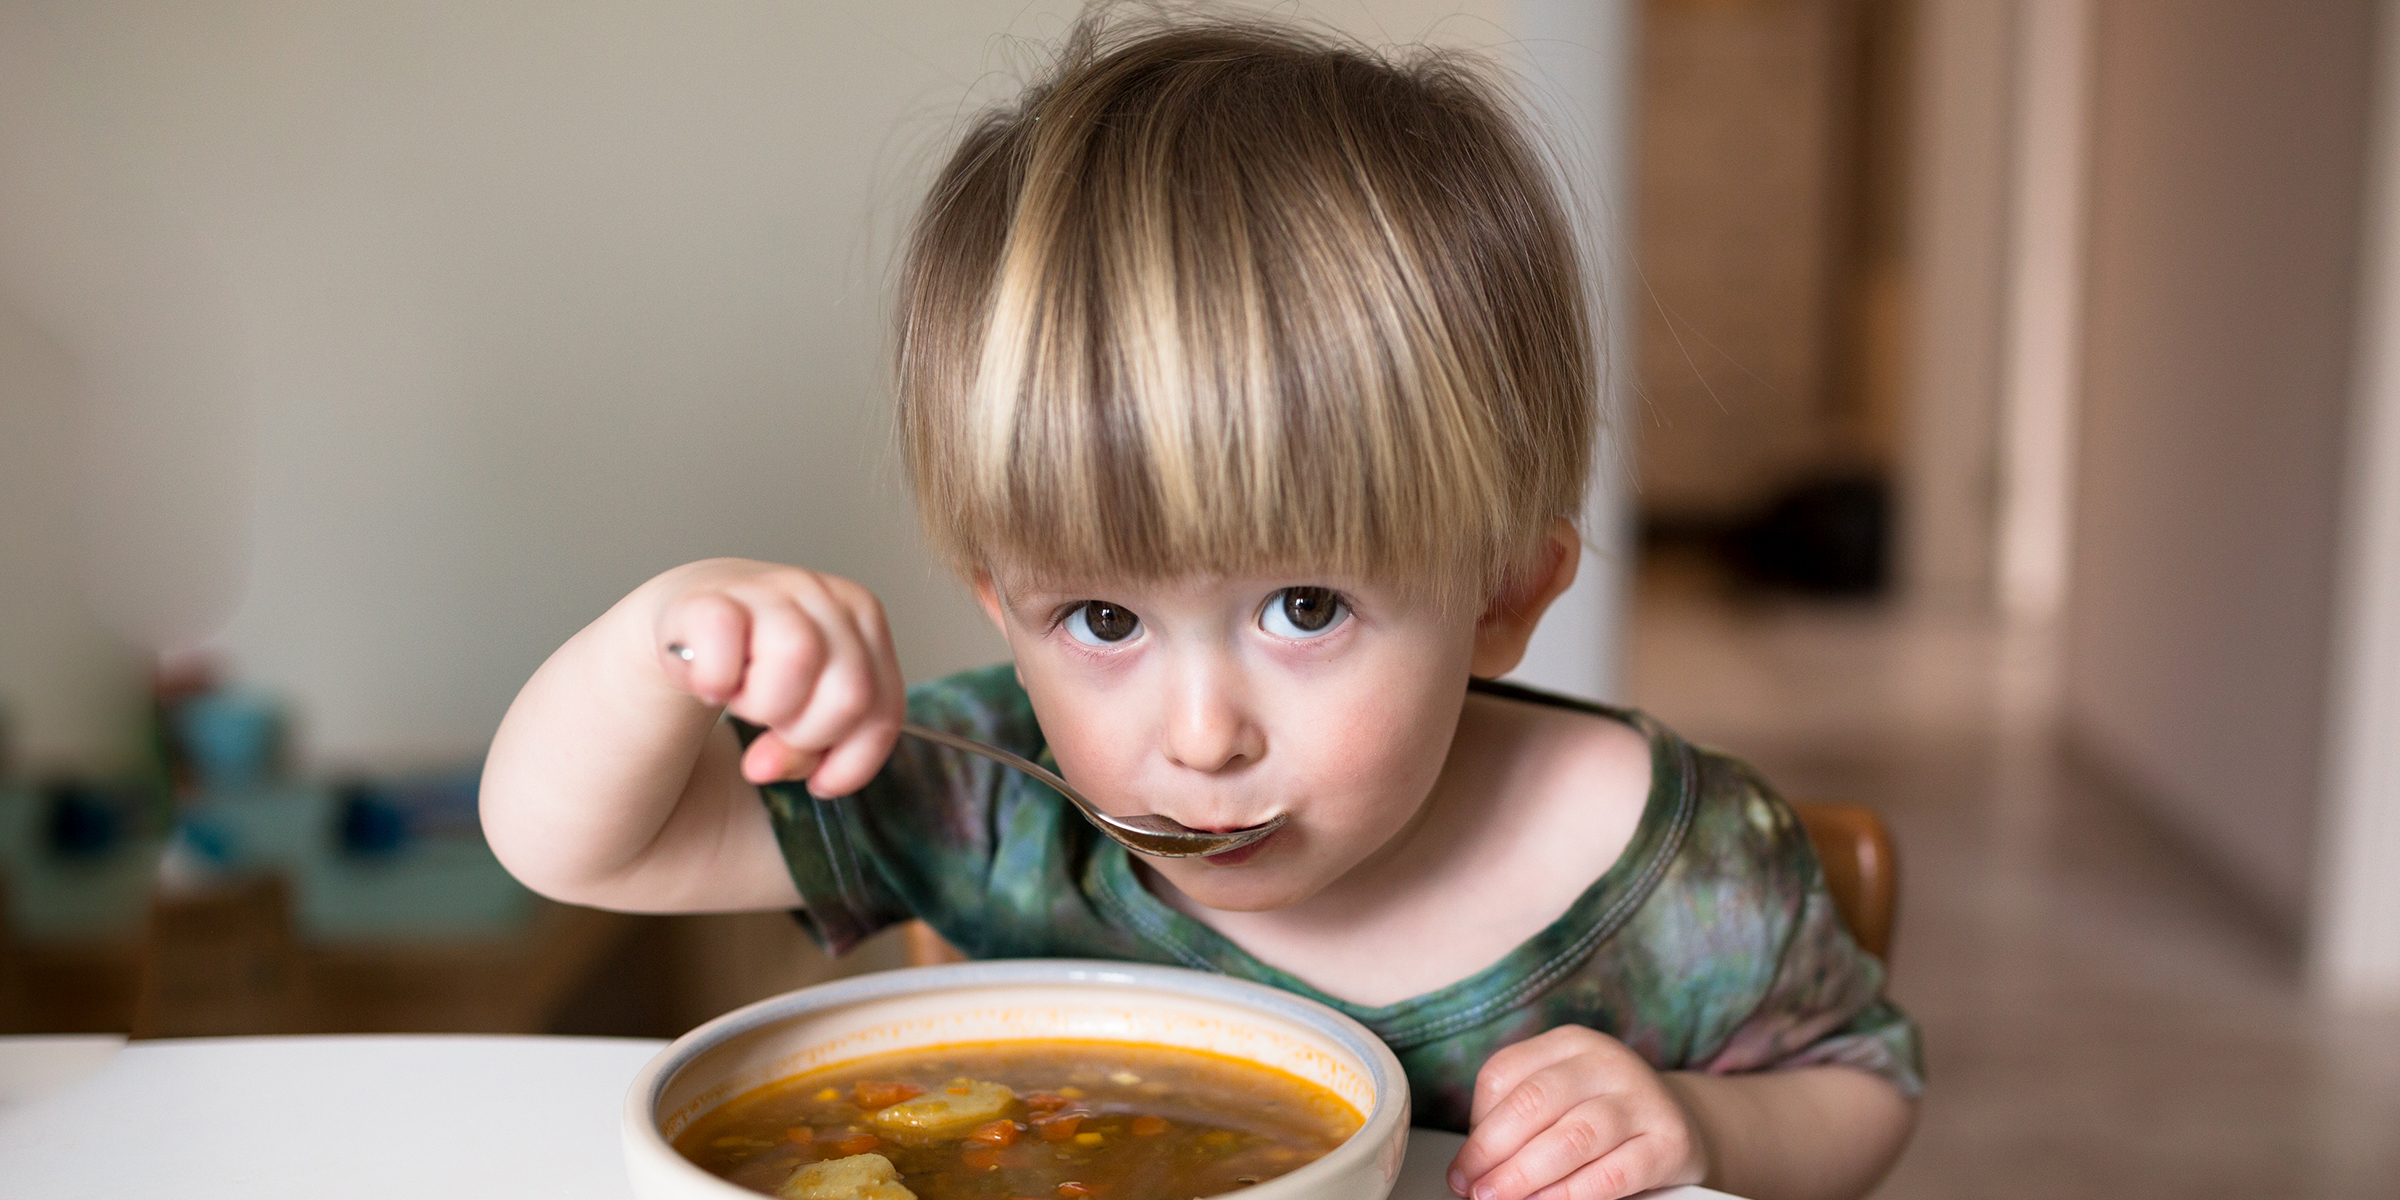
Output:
[623, 959, 1411, 1200]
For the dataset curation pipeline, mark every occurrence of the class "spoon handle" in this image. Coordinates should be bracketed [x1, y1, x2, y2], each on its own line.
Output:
[897, 722, 1096, 812]
[894, 722, 1285, 858]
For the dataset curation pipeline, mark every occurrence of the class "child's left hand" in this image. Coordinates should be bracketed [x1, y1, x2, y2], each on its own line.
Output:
[1446, 1026, 1707, 1200]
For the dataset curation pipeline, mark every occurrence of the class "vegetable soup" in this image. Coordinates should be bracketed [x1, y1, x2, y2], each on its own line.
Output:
[672, 1040, 1365, 1200]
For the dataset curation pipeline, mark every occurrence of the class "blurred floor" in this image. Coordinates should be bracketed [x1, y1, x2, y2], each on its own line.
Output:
[1625, 549, 2400, 1200]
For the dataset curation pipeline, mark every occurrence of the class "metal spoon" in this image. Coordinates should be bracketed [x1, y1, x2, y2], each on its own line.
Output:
[666, 641, 1283, 858]
[898, 722, 1285, 858]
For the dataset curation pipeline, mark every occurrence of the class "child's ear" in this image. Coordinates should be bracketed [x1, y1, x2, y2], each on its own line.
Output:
[971, 572, 1031, 688]
[970, 571, 1008, 634]
[1470, 518, 1582, 678]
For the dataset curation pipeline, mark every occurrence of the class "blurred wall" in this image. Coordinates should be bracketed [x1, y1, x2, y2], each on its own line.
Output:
[2316, 0, 2400, 1003]
[1903, 0, 2012, 609]
[0, 1, 1632, 772]
[1508, 0, 1641, 705]
[0, 304, 148, 774]
[1636, 0, 1855, 523]
[2064, 0, 2376, 925]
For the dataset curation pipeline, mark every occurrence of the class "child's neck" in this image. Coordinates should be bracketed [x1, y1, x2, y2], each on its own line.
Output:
[1139, 689, 1653, 1007]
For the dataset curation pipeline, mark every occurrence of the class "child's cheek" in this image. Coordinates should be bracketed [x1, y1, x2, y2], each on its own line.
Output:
[1007, 654, 1140, 795]
[1298, 674, 1456, 797]
[1038, 715, 1138, 808]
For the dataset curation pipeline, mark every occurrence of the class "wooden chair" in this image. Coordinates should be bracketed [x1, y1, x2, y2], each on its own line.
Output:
[904, 919, 967, 968]
[130, 875, 305, 1039]
[1791, 801, 1898, 961]
[903, 802, 1898, 968]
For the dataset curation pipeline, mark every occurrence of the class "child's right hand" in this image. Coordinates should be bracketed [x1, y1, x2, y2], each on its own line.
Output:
[642, 558, 905, 797]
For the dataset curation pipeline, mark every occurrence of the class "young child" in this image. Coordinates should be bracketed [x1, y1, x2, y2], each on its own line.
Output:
[481, 14, 1920, 1200]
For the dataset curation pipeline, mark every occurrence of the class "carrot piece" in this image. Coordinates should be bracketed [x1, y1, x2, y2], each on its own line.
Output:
[1057, 1183, 1098, 1198]
[783, 1126, 815, 1144]
[853, 1081, 926, 1110]
[1129, 1115, 1168, 1137]
[1035, 1114, 1083, 1142]
[834, 1134, 881, 1156]
[961, 1147, 1004, 1172]
[1023, 1091, 1071, 1112]
[967, 1119, 1021, 1147]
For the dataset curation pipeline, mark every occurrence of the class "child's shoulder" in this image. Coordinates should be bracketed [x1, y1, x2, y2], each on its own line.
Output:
[1471, 680, 1821, 902]
[1670, 736, 1824, 887]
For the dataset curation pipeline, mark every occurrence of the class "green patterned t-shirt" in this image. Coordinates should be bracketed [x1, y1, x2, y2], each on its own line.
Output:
[756, 664, 1924, 1133]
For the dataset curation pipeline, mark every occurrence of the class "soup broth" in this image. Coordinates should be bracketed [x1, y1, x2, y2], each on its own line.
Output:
[673, 1040, 1365, 1200]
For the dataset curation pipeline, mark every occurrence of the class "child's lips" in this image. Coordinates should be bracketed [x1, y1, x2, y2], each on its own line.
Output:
[1201, 826, 1278, 866]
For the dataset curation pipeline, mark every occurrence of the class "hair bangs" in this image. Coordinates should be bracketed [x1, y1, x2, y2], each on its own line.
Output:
[898, 12, 1592, 610]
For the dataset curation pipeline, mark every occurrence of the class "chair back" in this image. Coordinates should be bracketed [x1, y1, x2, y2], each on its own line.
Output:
[903, 919, 967, 968]
[1790, 801, 1898, 961]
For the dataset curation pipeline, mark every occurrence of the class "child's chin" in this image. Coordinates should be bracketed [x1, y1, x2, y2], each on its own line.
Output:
[1156, 862, 1321, 913]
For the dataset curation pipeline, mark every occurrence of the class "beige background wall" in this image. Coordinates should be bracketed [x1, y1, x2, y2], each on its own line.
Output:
[2319, 0, 2400, 1005]
[1902, 0, 2013, 609]
[0, 304, 150, 773]
[1636, 0, 1852, 521]
[2064, 0, 2375, 925]
[0, 0, 1630, 773]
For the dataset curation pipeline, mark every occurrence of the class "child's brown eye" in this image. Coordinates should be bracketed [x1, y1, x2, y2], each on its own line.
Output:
[1261, 587, 1347, 639]
[1066, 600, 1142, 646]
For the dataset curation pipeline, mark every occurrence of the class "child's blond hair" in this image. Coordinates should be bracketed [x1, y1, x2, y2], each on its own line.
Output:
[896, 10, 1592, 608]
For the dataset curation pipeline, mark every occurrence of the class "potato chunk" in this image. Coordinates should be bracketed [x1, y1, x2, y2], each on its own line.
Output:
[865, 1079, 1015, 1139]
[775, 1152, 916, 1200]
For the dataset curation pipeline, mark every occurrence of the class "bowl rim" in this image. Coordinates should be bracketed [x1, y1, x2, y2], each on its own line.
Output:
[622, 958, 1412, 1199]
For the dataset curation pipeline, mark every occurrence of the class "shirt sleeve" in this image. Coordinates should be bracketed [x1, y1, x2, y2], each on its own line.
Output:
[747, 663, 1044, 956]
[1689, 758, 1926, 1098]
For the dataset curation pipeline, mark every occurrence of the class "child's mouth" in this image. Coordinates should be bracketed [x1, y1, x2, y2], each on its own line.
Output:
[1202, 827, 1277, 866]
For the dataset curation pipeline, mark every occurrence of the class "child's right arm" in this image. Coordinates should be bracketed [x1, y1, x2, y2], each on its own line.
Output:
[480, 559, 905, 913]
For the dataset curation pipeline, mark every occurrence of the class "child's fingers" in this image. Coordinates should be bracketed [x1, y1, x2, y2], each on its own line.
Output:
[1451, 1036, 1612, 1192]
[1468, 1027, 1600, 1127]
[775, 591, 879, 757]
[1525, 1134, 1669, 1200]
[1462, 1098, 1636, 1200]
[803, 606, 906, 798]
[724, 593, 826, 733]
[741, 729, 825, 785]
[807, 720, 900, 798]
[658, 591, 750, 703]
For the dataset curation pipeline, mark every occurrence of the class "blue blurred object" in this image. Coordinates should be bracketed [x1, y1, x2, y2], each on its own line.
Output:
[166, 761, 527, 938]
[302, 764, 524, 936]
[171, 782, 332, 877]
[41, 780, 122, 858]
[295, 833, 536, 939]
[379, 768, 483, 836]
[173, 690, 285, 789]
[334, 782, 410, 857]
[0, 779, 166, 938]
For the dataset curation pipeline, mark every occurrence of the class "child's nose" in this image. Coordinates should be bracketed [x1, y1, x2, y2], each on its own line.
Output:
[1159, 671, 1265, 775]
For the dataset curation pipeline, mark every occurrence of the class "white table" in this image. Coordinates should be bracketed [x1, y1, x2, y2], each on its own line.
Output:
[0, 1036, 1731, 1199]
